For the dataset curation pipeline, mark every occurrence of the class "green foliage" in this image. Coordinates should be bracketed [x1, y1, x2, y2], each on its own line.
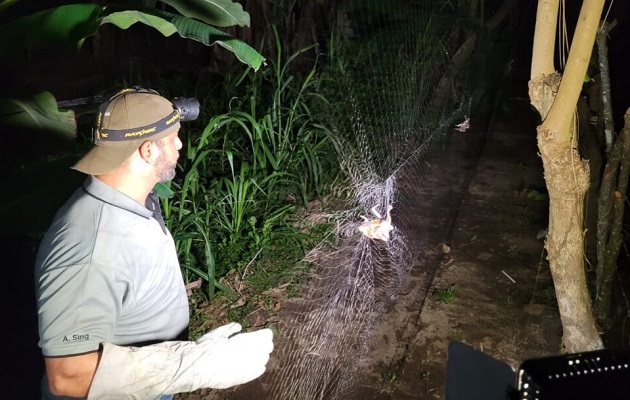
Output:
[0, 0, 18, 14]
[153, 182, 175, 199]
[163, 32, 340, 302]
[0, 92, 77, 140]
[0, 1, 264, 71]
[0, 3, 101, 54]
[211, 229, 313, 326]
[104, 6, 264, 70]
[433, 285, 456, 303]
[160, 0, 251, 27]
[0, 0, 265, 239]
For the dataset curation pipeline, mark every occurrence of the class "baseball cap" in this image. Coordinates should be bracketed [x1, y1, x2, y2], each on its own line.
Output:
[72, 88, 181, 175]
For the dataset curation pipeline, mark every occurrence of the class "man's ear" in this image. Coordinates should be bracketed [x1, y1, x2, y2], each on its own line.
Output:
[138, 140, 157, 164]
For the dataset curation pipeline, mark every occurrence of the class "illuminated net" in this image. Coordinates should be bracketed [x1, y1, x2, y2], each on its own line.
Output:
[229, 1, 487, 398]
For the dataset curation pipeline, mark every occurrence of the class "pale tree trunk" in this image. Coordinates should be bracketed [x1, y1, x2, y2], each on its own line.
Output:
[528, 0, 604, 352]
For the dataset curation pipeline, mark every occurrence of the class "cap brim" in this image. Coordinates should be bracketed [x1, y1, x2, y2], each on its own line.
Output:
[72, 122, 180, 175]
[71, 142, 139, 176]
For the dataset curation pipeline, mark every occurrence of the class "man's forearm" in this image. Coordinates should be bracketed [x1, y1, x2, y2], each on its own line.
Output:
[45, 351, 101, 397]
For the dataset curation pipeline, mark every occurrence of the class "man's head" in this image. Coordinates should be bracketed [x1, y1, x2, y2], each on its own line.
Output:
[72, 88, 184, 177]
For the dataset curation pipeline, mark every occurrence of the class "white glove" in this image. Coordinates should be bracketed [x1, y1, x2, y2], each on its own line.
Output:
[88, 322, 273, 400]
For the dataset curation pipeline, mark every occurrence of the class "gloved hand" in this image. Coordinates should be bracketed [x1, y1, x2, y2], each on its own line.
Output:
[88, 323, 273, 400]
[192, 322, 274, 389]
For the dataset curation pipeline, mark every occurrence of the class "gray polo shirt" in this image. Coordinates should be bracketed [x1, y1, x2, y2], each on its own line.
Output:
[35, 176, 189, 357]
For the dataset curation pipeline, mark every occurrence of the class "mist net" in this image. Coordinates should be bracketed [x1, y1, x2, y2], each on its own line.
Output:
[247, 1, 487, 398]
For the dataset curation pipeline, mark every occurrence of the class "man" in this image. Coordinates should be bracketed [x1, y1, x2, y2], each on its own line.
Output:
[35, 88, 273, 400]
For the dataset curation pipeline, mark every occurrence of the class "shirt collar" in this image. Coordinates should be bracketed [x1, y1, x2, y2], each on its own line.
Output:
[82, 176, 153, 219]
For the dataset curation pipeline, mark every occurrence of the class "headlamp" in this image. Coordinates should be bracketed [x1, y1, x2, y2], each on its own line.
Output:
[92, 87, 200, 144]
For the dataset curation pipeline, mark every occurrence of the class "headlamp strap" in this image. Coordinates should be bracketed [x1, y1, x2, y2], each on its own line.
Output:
[93, 86, 180, 144]
[94, 110, 180, 143]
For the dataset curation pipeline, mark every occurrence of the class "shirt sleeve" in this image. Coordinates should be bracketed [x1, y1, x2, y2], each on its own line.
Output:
[36, 262, 131, 357]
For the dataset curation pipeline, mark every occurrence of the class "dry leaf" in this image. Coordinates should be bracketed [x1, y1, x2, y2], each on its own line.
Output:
[185, 279, 202, 296]
[229, 297, 247, 309]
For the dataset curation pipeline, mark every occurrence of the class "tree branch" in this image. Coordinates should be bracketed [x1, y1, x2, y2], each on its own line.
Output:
[543, 0, 606, 142]
[531, 0, 559, 79]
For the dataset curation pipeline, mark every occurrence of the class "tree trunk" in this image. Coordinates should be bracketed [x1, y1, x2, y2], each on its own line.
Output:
[529, 0, 604, 352]
[595, 20, 617, 154]
[595, 110, 630, 326]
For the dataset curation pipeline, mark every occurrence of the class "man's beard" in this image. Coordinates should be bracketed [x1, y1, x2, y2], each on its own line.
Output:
[155, 142, 177, 182]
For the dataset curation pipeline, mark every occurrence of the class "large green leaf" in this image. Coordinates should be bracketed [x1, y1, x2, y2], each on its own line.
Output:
[0, 92, 76, 139]
[0, 3, 102, 55]
[0, 3, 264, 71]
[0, 0, 19, 14]
[102, 9, 178, 35]
[159, 0, 250, 27]
[103, 7, 265, 71]
[154, 182, 175, 198]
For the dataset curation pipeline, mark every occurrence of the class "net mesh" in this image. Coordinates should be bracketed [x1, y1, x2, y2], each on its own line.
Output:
[230, 1, 500, 398]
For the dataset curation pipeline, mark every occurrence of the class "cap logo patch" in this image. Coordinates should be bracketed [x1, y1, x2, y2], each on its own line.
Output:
[124, 126, 157, 138]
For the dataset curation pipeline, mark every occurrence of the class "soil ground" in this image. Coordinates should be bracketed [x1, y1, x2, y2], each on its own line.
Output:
[177, 33, 563, 400]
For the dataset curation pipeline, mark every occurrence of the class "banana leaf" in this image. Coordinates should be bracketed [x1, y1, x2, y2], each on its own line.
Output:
[0, 92, 76, 140]
[0, 0, 19, 14]
[103, 6, 264, 70]
[160, 0, 250, 27]
[0, 2, 264, 71]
